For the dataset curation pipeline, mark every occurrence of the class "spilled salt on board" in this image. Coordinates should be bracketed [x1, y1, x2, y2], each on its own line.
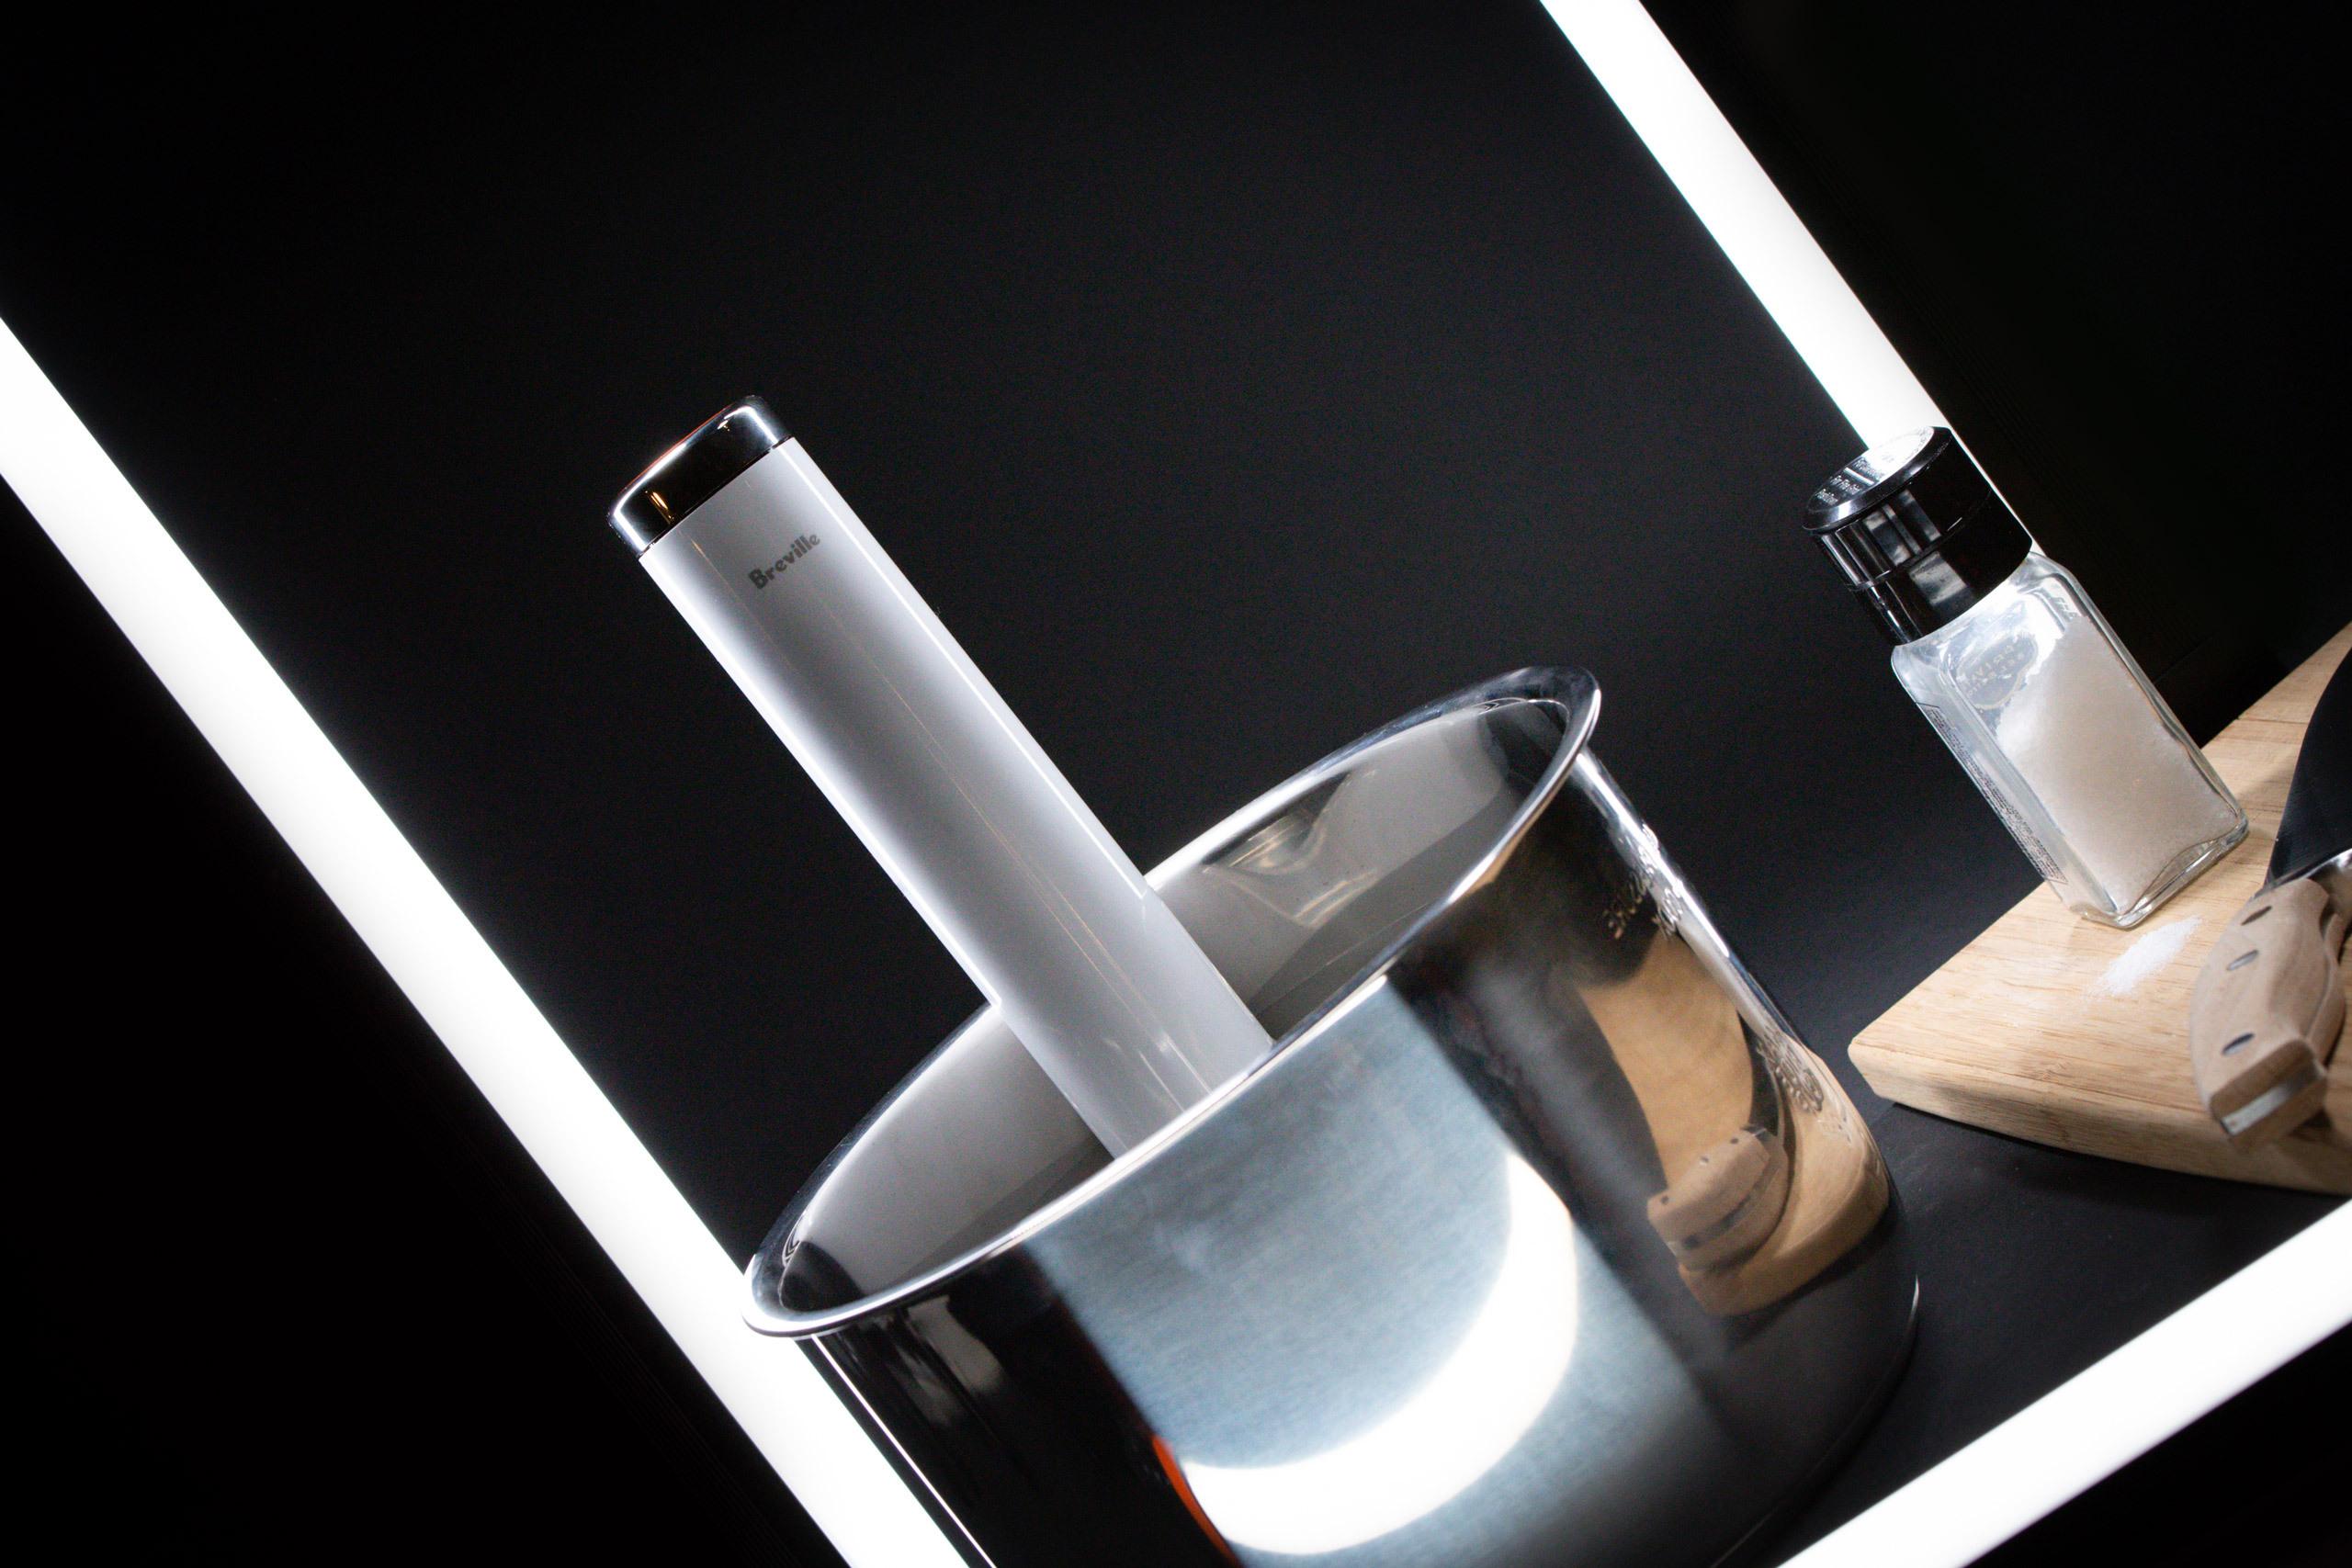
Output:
[2094, 916, 2203, 999]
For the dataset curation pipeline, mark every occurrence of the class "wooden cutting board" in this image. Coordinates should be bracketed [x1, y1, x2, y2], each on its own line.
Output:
[1850, 626, 2352, 1193]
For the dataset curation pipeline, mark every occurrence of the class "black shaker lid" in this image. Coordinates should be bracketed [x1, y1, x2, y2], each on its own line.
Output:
[1803, 427, 2030, 643]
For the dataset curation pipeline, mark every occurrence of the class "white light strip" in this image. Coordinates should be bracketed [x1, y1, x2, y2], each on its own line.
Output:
[1540, 0, 1940, 444]
[1785, 1200, 2352, 1568]
[1541, 4, 2352, 1560]
[0, 319, 963, 1568]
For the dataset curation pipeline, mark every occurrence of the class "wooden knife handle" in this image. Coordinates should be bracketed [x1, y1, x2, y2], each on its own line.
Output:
[2188, 878, 2349, 1147]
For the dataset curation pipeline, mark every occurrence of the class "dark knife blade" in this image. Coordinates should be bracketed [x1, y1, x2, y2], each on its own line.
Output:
[2272, 649, 2352, 885]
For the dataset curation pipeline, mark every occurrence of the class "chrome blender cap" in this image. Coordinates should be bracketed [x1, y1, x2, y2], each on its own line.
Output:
[608, 396, 789, 554]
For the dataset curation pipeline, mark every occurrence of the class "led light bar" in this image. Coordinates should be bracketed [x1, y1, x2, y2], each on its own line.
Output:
[0, 320, 963, 1568]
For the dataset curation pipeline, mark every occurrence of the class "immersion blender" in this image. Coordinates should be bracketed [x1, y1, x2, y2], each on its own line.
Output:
[609, 398, 1272, 1155]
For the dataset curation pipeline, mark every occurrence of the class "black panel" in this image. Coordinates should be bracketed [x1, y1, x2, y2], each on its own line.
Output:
[0, 5, 1871, 1260]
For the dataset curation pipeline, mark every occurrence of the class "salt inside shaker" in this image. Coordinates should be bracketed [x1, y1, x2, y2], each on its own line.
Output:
[1805, 428, 2245, 928]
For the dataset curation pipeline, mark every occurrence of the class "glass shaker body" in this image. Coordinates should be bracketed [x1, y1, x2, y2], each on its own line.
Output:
[1890, 549, 2245, 927]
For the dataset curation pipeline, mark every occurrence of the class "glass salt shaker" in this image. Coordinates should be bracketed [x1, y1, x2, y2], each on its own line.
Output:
[1804, 427, 2245, 928]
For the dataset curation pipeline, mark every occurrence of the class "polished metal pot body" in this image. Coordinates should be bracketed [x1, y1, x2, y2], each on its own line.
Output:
[749, 670, 1914, 1567]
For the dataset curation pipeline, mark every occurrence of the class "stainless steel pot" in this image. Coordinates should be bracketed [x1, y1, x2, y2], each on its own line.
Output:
[748, 668, 1915, 1567]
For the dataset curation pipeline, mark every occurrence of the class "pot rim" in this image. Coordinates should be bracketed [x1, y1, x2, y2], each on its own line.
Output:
[745, 665, 1601, 1336]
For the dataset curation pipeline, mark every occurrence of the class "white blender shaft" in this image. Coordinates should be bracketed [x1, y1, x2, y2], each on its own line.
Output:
[612, 399, 1272, 1154]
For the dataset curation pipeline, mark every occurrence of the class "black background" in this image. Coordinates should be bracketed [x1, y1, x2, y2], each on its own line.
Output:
[1, 3, 1887, 1259]
[5, 4, 2346, 1563]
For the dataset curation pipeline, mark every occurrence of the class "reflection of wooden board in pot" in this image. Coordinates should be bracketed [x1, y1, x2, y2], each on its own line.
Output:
[1579, 923, 1891, 1315]
[1852, 628, 2352, 1194]
[1683, 1044, 1889, 1317]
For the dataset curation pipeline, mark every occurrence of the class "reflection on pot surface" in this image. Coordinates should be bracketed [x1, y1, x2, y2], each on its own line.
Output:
[1179, 1153, 1579, 1554]
[750, 669, 1915, 1568]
